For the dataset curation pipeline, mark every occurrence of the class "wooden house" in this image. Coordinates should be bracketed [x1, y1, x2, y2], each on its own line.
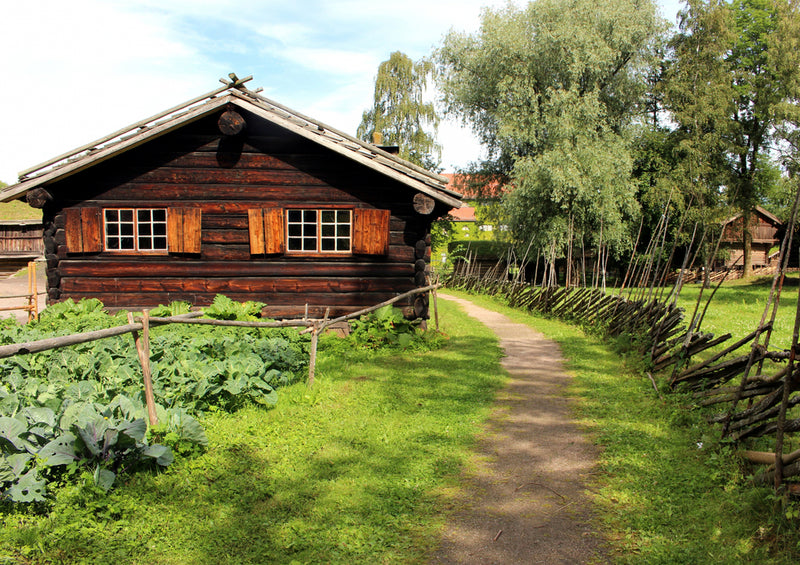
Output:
[718, 206, 782, 270]
[0, 76, 462, 319]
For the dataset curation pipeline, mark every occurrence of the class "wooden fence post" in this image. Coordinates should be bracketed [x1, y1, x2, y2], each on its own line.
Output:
[127, 311, 158, 427]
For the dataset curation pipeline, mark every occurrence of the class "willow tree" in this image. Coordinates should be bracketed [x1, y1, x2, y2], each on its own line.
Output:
[436, 0, 665, 284]
[357, 51, 441, 169]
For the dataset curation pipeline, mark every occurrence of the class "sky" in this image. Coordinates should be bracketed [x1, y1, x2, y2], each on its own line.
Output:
[0, 0, 683, 186]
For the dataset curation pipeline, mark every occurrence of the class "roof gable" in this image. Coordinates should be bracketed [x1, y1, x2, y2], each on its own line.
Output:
[2, 77, 462, 208]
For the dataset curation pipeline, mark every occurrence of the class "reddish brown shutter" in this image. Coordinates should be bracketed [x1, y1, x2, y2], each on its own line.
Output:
[353, 208, 390, 255]
[248, 208, 284, 254]
[248, 209, 266, 254]
[65, 207, 101, 253]
[168, 208, 202, 254]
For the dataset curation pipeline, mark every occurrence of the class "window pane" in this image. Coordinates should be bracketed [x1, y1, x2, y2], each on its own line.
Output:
[321, 224, 334, 237]
[288, 210, 302, 222]
[303, 237, 316, 251]
[321, 239, 335, 251]
[120, 210, 133, 222]
[154, 223, 166, 236]
[106, 210, 118, 222]
[139, 237, 152, 250]
[107, 237, 120, 250]
[121, 237, 135, 249]
[321, 210, 335, 223]
[337, 238, 349, 250]
[121, 223, 134, 236]
[153, 209, 166, 222]
[336, 210, 350, 222]
[138, 210, 151, 222]
[154, 237, 167, 249]
[337, 224, 350, 237]
[303, 210, 316, 223]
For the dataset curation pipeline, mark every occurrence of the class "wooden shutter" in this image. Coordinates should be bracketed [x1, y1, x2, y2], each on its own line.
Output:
[168, 208, 202, 254]
[65, 207, 101, 253]
[352, 208, 390, 255]
[248, 208, 284, 254]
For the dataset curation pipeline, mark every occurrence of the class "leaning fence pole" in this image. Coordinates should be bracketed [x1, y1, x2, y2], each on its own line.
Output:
[128, 311, 158, 427]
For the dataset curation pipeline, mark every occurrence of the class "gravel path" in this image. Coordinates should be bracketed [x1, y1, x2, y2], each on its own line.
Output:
[431, 294, 606, 564]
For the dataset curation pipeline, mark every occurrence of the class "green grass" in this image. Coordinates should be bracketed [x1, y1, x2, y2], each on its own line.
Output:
[0, 200, 40, 222]
[674, 275, 800, 353]
[0, 299, 507, 564]
[447, 289, 800, 564]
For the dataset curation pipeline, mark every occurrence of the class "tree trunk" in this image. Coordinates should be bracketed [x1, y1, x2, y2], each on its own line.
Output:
[742, 206, 753, 277]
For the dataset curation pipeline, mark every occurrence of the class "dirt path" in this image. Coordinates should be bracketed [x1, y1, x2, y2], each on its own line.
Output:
[0, 264, 47, 323]
[431, 294, 606, 564]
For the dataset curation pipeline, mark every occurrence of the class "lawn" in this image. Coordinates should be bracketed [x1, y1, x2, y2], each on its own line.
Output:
[0, 299, 506, 564]
[3, 284, 800, 563]
[448, 289, 800, 563]
[673, 275, 800, 353]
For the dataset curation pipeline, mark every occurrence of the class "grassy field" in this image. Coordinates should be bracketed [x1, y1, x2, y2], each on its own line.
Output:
[673, 275, 800, 352]
[3, 284, 800, 563]
[0, 200, 40, 222]
[449, 289, 800, 564]
[0, 299, 506, 564]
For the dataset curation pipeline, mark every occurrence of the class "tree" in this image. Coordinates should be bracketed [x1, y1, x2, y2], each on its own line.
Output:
[436, 0, 665, 283]
[357, 51, 441, 169]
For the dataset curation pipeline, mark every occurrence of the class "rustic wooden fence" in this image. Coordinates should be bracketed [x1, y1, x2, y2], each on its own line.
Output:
[0, 285, 439, 427]
[445, 268, 800, 489]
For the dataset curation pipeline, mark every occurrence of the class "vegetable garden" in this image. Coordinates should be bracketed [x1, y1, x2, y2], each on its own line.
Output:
[0, 296, 308, 504]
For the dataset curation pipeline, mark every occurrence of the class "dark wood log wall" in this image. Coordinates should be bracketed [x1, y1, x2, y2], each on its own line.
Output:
[40, 109, 444, 318]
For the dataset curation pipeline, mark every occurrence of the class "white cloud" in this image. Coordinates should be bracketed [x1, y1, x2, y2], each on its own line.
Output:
[0, 0, 681, 184]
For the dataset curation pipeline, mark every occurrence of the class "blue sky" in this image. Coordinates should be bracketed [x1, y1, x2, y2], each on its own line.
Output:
[0, 0, 682, 185]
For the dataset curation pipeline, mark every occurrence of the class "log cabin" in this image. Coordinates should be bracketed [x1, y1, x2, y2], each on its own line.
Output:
[718, 206, 782, 270]
[0, 75, 462, 319]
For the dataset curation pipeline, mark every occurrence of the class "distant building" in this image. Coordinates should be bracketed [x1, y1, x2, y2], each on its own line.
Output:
[718, 206, 782, 270]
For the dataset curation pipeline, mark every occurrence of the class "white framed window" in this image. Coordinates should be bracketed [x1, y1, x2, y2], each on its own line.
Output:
[104, 208, 168, 252]
[286, 209, 351, 253]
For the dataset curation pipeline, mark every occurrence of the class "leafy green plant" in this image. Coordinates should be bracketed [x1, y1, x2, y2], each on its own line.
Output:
[0, 296, 307, 504]
[204, 295, 266, 321]
[348, 305, 423, 349]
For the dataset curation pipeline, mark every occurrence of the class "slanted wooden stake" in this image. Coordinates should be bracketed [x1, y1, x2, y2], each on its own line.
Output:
[128, 311, 158, 426]
[307, 308, 330, 388]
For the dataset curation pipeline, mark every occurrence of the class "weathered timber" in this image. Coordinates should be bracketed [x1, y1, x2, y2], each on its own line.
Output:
[35, 110, 447, 316]
[413, 193, 435, 215]
[0, 312, 203, 359]
[673, 327, 764, 384]
[218, 108, 246, 136]
[127, 311, 158, 426]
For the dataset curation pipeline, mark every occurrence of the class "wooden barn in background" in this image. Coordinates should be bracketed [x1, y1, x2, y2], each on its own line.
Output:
[0, 76, 462, 319]
[718, 206, 783, 270]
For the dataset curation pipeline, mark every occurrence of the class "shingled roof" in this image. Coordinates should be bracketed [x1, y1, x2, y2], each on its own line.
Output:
[1, 75, 462, 208]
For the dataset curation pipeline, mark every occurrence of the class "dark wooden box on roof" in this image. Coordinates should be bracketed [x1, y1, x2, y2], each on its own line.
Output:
[1, 76, 462, 319]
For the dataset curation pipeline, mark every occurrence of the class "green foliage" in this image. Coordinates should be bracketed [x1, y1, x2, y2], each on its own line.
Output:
[436, 0, 665, 259]
[346, 305, 438, 350]
[0, 299, 506, 563]
[204, 294, 266, 321]
[0, 398, 187, 503]
[0, 297, 308, 504]
[357, 51, 441, 169]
